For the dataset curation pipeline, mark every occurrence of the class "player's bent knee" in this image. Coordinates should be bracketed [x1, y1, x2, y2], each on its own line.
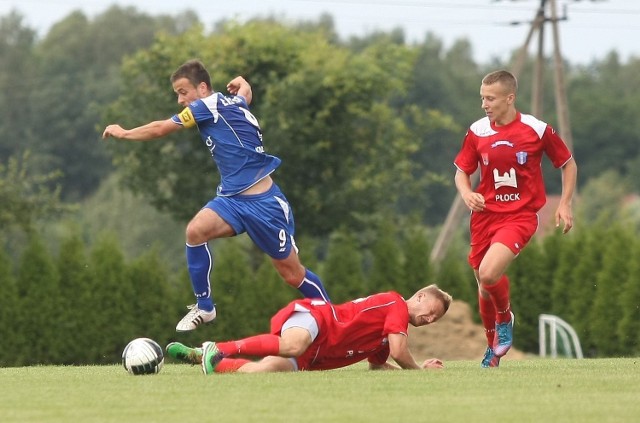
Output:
[185, 217, 209, 243]
[279, 343, 307, 357]
[477, 268, 501, 286]
[279, 334, 311, 357]
[272, 259, 305, 287]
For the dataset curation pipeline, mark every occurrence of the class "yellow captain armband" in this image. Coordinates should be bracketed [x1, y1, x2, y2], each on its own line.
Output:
[177, 107, 196, 128]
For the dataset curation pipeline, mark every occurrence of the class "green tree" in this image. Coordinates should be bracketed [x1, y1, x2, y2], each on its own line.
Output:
[369, 220, 403, 293]
[0, 11, 36, 160]
[16, 234, 63, 365]
[0, 246, 18, 366]
[618, 239, 640, 354]
[546, 231, 577, 318]
[322, 229, 367, 303]
[509, 240, 551, 353]
[408, 34, 480, 121]
[79, 173, 185, 272]
[126, 249, 180, 347]
[395, 105, 460, 226]
[265, 36, 426, 235]
[0, 152, 70, 234]
[403, 35, 480, 223]
[570, 53, 640, 184]
[29, 7, 200, 201]
[589, 226, 633, 356]
[567, 226, 604, 356]
[435, 248, 475, 311]
[578, 170, 631, 224]
[87, 233, 134, 363]
[56, 230, 95, 364]
[401, 226, 434, 294]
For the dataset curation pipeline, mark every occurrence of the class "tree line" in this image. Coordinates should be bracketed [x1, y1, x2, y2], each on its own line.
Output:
[2, 7, 640, 232]
[1, 216, 639, 366]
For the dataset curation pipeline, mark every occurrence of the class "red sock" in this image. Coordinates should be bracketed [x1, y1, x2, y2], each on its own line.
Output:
[215, 358, 252, 373]
[478, 290, 496, 346]
[483, 275, 511, 324]
[216, 334, 280, 357]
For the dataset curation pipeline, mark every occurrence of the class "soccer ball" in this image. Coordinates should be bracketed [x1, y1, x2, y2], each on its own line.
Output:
[122, 337, 164, 375]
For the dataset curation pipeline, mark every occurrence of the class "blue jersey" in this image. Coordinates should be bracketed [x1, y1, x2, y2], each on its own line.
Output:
[172, 93, 281, 196]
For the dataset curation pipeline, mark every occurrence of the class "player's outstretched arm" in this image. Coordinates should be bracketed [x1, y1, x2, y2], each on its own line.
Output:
[388, 333, 422, 370]
[102, 118, 180, 141]
[369, 362, 400, 370]
[369, 358, 443, 371]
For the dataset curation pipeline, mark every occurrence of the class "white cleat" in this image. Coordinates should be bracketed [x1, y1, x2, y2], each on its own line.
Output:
[176, 304, 217, 332]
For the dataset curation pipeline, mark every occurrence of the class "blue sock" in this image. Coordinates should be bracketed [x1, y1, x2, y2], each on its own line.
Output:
[297, 269, 331, 302]
[186, 243, 215, 311]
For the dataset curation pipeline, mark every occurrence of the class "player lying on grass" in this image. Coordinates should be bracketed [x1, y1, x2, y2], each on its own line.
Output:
[167, 284, 452, 374]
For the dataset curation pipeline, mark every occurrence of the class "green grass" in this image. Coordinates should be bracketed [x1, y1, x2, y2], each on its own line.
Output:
[1, 358, 639, 423]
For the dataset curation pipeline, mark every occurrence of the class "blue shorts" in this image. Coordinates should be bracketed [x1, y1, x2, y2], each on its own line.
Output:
[204, 183, 298, 260]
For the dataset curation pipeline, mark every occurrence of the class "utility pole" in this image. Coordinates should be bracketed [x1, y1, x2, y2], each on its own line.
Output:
[429, 0, 578, 265]
[549, 0, 574, 149]
[512, 0, 573, 147]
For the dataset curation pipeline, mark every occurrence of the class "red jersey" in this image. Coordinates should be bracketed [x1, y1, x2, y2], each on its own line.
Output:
[454, 112, 572, 213]
[270, 292, 409, 371]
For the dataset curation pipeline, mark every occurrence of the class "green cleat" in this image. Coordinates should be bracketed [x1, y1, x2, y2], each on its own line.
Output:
[166, 342, 202, 365]
[201, 341, 224, 375]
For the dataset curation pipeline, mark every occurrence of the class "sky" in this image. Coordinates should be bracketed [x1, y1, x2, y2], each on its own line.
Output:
[1, 0, 639, 65]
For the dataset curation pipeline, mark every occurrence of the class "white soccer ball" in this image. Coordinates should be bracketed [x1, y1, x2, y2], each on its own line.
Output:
[122, 337, 164, 375]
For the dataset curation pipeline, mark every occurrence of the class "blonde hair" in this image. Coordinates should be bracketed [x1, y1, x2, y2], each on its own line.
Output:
[414, 284, 453, 312]
[482, 70, 518, 95]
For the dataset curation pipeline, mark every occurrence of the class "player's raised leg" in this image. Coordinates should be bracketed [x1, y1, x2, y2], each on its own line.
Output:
[177, 208, 234, 331]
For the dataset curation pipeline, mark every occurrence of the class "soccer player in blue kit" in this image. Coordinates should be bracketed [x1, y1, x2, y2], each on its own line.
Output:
[103, 59, 331, 332]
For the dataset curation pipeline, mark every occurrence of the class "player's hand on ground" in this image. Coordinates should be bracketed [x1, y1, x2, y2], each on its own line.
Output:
[421, 358, 444, 369]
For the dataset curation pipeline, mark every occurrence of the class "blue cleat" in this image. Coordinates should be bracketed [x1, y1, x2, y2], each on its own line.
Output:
[493, 311, 515, 357]
[481, 346, 500, 368]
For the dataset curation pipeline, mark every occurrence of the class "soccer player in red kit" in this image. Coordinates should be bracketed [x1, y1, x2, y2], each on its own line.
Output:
[453, 70, 577, 368]
[166, 285, 452, 373]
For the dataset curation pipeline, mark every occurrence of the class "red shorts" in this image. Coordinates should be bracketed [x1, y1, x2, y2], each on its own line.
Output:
[467, 211, 539, 269]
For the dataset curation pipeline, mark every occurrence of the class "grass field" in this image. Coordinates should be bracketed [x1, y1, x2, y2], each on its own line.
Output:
[1, 358, 639, 423]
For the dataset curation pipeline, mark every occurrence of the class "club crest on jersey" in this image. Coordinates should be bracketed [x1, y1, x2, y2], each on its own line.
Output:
[481, 153, 489, 166]
[516, 151, 528, 165]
